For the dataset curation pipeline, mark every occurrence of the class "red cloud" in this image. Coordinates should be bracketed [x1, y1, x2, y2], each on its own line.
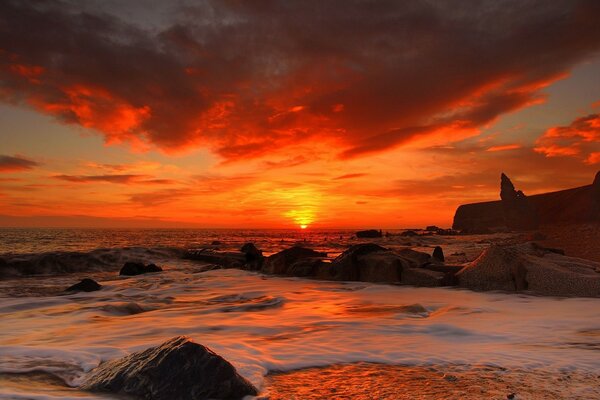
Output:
[1, 1, 600, 160]
[534, 113, 600, 161]
[0, 155, 39, 172]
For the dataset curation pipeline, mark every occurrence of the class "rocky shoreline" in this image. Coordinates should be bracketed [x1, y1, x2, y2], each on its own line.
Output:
[185, 238, 600, 298]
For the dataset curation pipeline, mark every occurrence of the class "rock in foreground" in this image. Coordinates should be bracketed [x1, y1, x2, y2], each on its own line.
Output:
[80, 336, 258, 400]
[457, 243, 600, 297]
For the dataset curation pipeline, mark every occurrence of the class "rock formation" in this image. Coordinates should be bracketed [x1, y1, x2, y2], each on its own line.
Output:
[262, 246, 327, 275]
[453, 171, 599, 232]
[432, 246, 444, 262]
[80, 336, 258, 400]
[500, 173, 538, 230]
[456, 243, 600, 297]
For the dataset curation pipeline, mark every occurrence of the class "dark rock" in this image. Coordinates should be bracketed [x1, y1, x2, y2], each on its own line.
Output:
[356, 229, 382, 238]
[501, 173, 538, 230]
[426, 225, 441, 231]
[119, 262, 163, 276]
[287, 258, 327, 277]
[240, 243, 264, 270]
[321, 244, 442, 286]
[262, 247, 327, 275]
[65, 278, 101, 292]
[456, 243, 600, 297]
[432, 246, 445, 262]
[397, 248, 432, 265]
[400, 230, 418, 237]
[80, 336, 258, 400]
[324, 244, 404, 282]
[211, 240, 222, 245]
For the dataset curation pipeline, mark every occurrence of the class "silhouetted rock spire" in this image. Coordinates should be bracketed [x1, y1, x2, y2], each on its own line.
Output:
[499, 173, 538, 230]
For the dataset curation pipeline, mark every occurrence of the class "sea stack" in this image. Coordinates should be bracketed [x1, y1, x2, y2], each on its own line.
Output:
[500, 173, 538, 230]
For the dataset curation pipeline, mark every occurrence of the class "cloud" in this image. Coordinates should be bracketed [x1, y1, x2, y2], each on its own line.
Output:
[534, 113, 600, 161]
[0, 155, 39, 172]
[486, 144, 522, 152]
[1, 1, 600, 161]
[333, 173, 368, 180]
[52, 174, 175, 184]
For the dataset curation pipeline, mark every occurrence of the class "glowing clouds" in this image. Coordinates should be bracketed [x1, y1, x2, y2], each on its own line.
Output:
[534, 112, 600, 162]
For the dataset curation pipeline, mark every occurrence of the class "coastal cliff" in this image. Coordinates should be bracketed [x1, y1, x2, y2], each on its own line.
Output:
[453, 171, 600, 231]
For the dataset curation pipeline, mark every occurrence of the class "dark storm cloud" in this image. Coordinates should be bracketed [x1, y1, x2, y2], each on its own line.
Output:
[0, 155, 39, 172]
[1, 0, 600, 159]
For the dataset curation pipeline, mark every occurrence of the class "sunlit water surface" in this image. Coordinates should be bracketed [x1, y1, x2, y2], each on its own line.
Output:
[0, 229, 599, 399]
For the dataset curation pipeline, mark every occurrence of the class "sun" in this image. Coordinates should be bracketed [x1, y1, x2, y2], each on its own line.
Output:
[300, 224, 308, 229]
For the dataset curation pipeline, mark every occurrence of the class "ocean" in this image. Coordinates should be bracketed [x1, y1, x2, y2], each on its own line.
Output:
[1, 228, 599, 399]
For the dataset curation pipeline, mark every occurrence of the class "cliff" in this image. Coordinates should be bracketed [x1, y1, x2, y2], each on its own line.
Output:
[453, 171, 600, 231]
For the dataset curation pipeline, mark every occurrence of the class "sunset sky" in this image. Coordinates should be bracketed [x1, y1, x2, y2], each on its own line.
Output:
[1, 0, 599, 228]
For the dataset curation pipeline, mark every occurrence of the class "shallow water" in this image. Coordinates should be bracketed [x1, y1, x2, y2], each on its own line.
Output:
[1, 265, 600, 398]
[0, 229, 599, 399]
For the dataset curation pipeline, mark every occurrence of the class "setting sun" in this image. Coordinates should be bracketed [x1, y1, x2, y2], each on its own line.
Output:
[300, 224, 308, 229]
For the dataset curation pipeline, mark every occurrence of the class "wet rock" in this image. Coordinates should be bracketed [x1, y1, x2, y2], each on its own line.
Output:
[425, 225, 441, 231]
[119, 262, 163, 276]
[432, 246, 445, 262]
[402, 267, 448, 287]
[321, 244, 402, 282]
[321, 244, 443, 286]
[356, 229, 382, 238]
[65, 278, 101, 292]
[211, 240, 222, 246]
[287, 257, 327, 277]
[262, 247, 327, 275]
[80, 336, 258, 400]
[457, 243, 600, 297]
[397, 248, 432, 265]
[240, 242, 264, 270]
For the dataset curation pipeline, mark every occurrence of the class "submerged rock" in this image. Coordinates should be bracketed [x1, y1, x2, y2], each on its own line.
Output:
[356, 229, 382, 238]
[80, 336, 258, 400]
[65, 278, 101, 292]
[456, 243, 600, 297]
[262, 247, 327, 275]
[119, 262, 162, 276]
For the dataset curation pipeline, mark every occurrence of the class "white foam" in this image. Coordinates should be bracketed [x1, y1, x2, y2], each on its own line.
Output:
[1, 266, 600, 395]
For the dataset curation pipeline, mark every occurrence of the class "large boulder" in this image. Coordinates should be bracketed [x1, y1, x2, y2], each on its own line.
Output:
[80, 336, 258, 400]
[500, 173, 538, 230]
[356, 229, 382, 238]
[320, 244, 443, 285]
[262, 247, 327, 275]
[65, 278, 101, 292]
[456, 243, 600, 297]
[119, 262, 162, 276]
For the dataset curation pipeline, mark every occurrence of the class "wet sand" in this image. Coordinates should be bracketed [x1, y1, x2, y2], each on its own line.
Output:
[265, 363, 600, 400]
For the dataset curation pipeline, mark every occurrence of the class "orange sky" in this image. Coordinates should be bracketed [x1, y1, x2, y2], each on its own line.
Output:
[1, 1, 599, 228]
